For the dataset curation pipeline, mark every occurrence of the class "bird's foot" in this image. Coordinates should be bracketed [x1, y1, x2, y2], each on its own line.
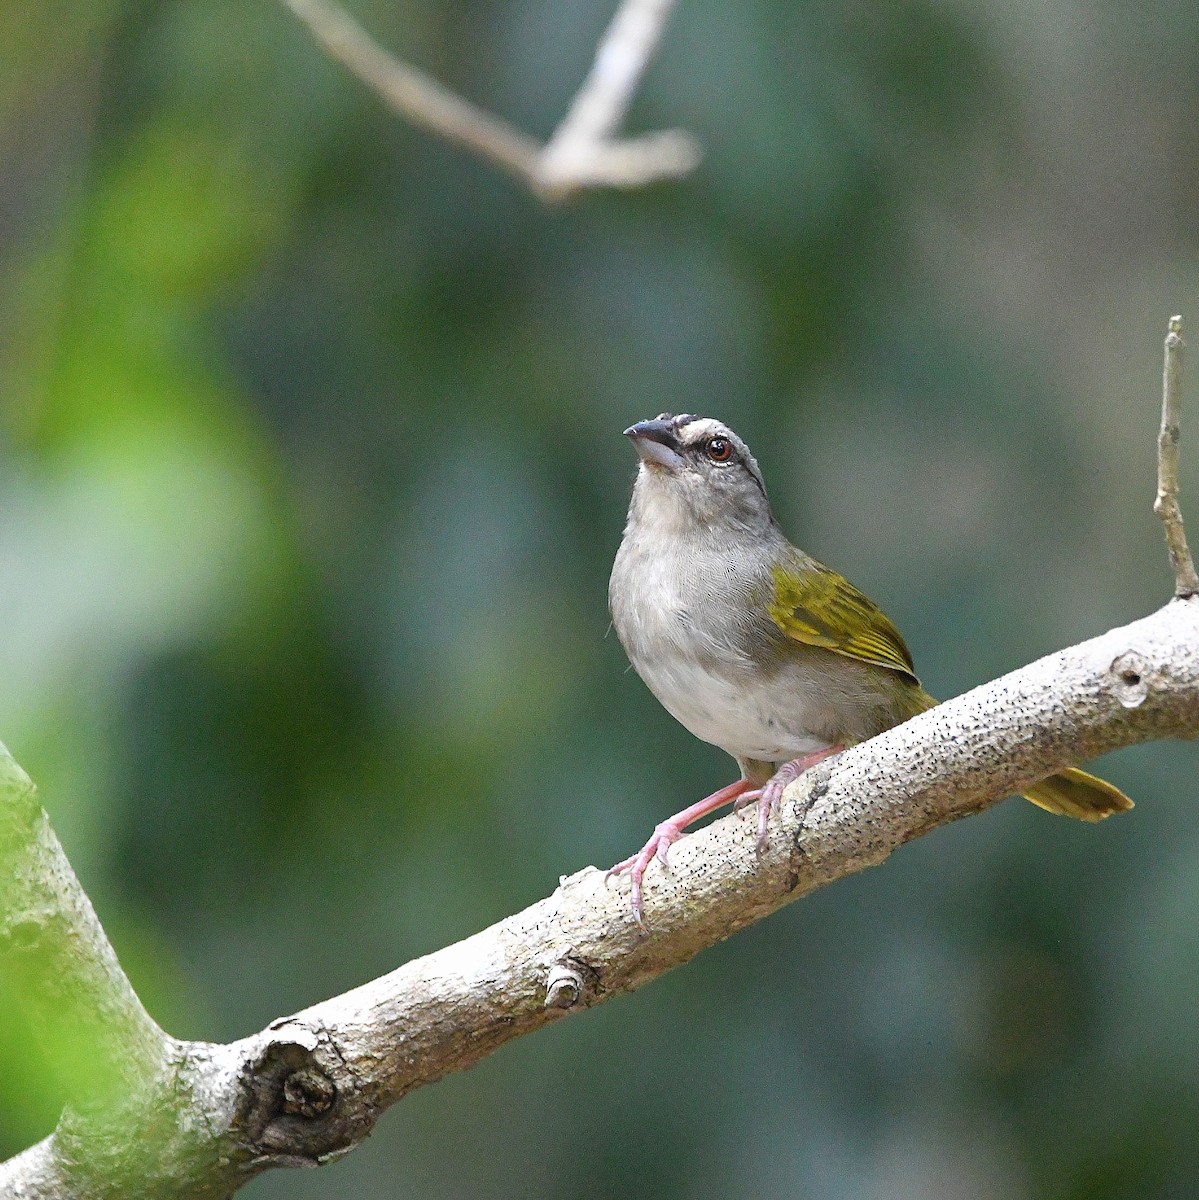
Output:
[733, 744, 846, 850]
[606, 778, 755, 923]
[604, 819, 687, 925]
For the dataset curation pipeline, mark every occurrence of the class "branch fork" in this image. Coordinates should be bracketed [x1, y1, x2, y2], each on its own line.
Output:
[280, 0, 701, 201]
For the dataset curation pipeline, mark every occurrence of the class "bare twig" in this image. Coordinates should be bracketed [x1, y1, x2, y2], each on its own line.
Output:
[281, 0, 540, 183]
[3, 597, 1199, 1197]
[280, 0, 700, 201]
[1155, 315, 1199, 597]
[534, 0, 701, 197]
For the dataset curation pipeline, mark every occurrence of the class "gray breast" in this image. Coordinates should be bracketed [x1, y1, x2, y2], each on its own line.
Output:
[609, 525, 839, 766]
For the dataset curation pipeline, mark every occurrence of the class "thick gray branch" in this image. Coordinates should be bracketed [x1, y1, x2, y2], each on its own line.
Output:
[3, 597, 1198, 1198]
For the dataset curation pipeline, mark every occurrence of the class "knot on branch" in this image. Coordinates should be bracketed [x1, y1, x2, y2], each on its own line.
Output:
[1110, 651, 1151, 708]
[544, 955, 600, 1009]
[282, 1064, 336, 1118]
[0, 914, 42, 952]
[239, 1021, 354, 1164]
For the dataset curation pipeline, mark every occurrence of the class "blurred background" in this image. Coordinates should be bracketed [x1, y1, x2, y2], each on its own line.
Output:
[2, 0, 1198, 1196]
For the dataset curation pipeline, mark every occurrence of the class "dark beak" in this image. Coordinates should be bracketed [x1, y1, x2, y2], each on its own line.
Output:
[624, 419, 685, 470]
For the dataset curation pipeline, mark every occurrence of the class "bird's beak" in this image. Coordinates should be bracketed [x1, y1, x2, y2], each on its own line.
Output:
[624, 419, 684, 470]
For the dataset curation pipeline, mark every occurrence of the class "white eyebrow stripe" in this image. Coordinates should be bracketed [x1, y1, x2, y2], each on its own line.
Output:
[677, 417, 726, 443]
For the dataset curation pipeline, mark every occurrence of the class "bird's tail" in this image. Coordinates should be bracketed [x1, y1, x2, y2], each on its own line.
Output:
[1022, 768, 1133, 821]
[909, 687, 1132, 821]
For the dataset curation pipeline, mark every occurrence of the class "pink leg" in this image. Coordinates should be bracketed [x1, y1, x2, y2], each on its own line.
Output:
[733, 744, 846, 851]
[606, 778, 755, 923]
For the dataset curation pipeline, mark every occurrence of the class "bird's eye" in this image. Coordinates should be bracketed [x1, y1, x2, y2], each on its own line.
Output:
[705, 436, 733, 463]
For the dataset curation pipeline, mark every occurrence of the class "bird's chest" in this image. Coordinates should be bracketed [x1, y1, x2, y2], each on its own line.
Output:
[610, 537, 742, 667]
[609, 538, 831, 763]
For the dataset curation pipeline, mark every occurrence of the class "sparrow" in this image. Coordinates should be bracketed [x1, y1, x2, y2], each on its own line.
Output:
[606, 414, 1131, 921]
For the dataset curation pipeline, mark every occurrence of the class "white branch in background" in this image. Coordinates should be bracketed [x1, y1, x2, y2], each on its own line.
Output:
[280, 0, 701, 201]
[535, 0, 699, 194]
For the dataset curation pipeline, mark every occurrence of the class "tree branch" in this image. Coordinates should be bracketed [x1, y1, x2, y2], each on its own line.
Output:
[280, 0, 701, 202]
[3, 596, 1199, 1197]
[0, 747, 170, 1117]
[1156, 316, 1199, 597]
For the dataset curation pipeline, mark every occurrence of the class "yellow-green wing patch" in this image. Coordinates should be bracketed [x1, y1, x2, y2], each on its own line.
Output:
[768, 561, 919, 680]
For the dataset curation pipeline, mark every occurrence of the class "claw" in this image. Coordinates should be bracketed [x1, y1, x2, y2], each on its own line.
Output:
[732, 788, 762, 815]
[752, 744, 846, 850]
[605, 778, 755, 922]
[606, 749, 847, 919]
[604, 818, 687, 923]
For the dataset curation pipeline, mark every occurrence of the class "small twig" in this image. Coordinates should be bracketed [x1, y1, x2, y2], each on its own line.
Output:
[535, 0, 701, 197]
[1155, 316, 1199, 597]
[281, 0, 541, 183]
[280, 0, 700, 202]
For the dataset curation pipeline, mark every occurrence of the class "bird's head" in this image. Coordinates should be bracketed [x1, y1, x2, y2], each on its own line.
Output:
[623, 414, 772, 533]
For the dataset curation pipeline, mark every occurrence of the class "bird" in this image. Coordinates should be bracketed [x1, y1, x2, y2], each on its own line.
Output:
[606, 413, 1132, 922]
